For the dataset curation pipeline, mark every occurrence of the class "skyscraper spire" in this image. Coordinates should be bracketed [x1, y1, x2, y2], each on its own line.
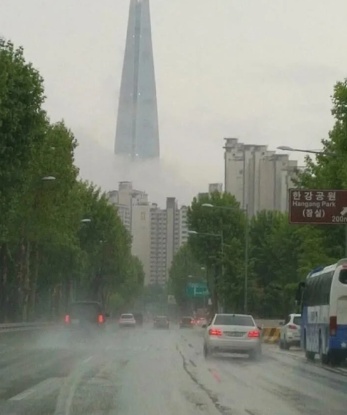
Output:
[115, 0, 160, 160]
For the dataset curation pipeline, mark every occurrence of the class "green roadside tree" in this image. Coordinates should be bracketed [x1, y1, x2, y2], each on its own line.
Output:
[0, 39, 47, 320]
[187, 191, 246, 312]
[248, 211, 333, 317]
[296, 78, 347, 262]
[169, 243, 204, 311]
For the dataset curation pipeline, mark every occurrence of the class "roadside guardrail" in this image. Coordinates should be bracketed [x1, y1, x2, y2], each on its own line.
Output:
[0, 322, 55, 333]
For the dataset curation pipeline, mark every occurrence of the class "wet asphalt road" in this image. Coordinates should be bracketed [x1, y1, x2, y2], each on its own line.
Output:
[0, 324, 347, 415]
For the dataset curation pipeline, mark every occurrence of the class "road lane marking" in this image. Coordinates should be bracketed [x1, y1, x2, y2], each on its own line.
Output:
[10, 388, 35, 401]
[54, 354, 98, 415]
[10, 377, 61, 401]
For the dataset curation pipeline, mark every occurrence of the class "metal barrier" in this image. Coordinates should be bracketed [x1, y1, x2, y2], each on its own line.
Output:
[0, 322, 54, 333]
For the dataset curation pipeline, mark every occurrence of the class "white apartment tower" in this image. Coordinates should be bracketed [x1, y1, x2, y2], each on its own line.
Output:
[149, 198, 188, 285]
[150, 203, 167, 285]
[209, 183, 223, 193]
[107, 182, 151, 281]
[107, 184, 188, 286]
[224, 138, 298, 216]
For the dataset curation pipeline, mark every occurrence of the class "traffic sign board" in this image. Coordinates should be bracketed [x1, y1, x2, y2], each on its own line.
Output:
[186, 282, 209, 298]
[289, 189, 347, 225]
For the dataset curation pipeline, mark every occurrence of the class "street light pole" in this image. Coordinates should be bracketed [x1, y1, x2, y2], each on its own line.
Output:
[220, 231, 224, 313]
[202, 203, 249, 314]
[244, 204, 249, 314]
[188, 230, 223, 313]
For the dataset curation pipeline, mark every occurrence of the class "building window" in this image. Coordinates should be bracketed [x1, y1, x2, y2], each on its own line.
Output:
[141, 212, 146, 220]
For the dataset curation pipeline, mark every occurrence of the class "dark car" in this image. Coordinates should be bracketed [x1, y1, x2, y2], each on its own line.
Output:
[180, 316, 194, 328]
[134, 312, 144, 326]
[64, 301, 107, 341]
[154, 316, 170, 329]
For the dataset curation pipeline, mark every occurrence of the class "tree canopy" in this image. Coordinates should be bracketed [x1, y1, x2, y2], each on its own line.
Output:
[169, 79, 347, 318]
[0, 40, 144, 322]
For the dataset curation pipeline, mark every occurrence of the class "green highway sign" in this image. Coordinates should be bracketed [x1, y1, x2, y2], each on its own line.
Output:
[186, 282, 209, 298]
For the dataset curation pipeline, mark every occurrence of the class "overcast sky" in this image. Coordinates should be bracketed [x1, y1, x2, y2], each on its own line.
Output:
[1, 0, 346, 205]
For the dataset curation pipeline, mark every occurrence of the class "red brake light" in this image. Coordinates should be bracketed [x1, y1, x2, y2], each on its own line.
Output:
[248, 330, 260, 338]
[209, 328, 222, 336]
[288, 324, 297, 330]
[64, 314, 70, 324]
[98, 314, 104, 324]
[330, 316, 337, 336]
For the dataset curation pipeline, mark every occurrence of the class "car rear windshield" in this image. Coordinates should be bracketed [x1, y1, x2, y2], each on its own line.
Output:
[69, 303, 101, 319]
[214, 315, 254, 326]
[157, 317, 167, 320]
[339, 269, 347, 284]
[182, 317, 192, 322]
[293, 316, 301, 326]
[121, 314, 134, 319]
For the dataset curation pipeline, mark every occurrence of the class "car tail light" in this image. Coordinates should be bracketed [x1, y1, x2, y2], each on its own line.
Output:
[330, 316, 337, 336]
[209, 328, 222, 336]
[248, 330, 260, 338]
[98, 314, 104, 324]
[288, 324, 297, 330]
[64, 314, 70, 324]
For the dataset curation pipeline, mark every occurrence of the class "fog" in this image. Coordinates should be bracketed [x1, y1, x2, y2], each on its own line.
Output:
[74, 136, 205, 207]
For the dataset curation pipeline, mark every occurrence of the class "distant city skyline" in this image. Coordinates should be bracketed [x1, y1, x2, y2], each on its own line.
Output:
[1, 1, 344, 203]
[114, 0, 160, 160]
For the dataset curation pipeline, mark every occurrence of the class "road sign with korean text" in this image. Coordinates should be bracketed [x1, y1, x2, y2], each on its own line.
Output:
[289, 189, 347, 225]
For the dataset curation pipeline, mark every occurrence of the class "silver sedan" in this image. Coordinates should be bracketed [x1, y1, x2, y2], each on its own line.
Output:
[203, 313, 262, 360]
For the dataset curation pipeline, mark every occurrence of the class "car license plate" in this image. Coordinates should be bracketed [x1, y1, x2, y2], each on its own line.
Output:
[71, 319, 80, 324]
[225, 331, 244, 337]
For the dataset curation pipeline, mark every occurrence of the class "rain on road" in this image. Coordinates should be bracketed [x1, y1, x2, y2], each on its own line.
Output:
[0, 324, 346, 415]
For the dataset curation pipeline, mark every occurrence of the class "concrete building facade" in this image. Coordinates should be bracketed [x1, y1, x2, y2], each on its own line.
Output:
[107, 184, 188, 286]
[224, 138, 298, 216]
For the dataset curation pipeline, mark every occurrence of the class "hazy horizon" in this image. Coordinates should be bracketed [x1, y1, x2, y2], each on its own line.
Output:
[1, 0, 346, 207]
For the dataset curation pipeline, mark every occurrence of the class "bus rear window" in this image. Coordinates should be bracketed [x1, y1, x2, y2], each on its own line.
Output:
[339, 269, 347, 284]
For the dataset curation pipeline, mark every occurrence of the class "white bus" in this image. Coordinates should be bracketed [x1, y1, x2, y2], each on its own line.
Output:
[297, 258, 347, 365]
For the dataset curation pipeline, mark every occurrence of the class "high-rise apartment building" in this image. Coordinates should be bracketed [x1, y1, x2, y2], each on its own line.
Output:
[131, 199, 151, 281]
[106, 181, 147, 233]
[178, 205, 188, 247]
[107, 185, 188, 286]
[209, 183, 223, 193]
[107, 183, 151, 280]
[149, 198, 188, 285]
[224, 138, 298, 216]
[150, 203, 167, 285]
[114, 0, 160, 159]
[197, 183, 224, 201]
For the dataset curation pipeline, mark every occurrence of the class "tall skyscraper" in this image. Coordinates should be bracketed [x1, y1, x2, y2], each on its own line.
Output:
[115, 0, 160, 159]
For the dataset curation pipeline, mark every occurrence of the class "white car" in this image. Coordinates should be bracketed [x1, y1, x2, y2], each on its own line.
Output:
[279, 313, 301, 349]
[119, 313, 136, 328]
[203, 313, 262, 360]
